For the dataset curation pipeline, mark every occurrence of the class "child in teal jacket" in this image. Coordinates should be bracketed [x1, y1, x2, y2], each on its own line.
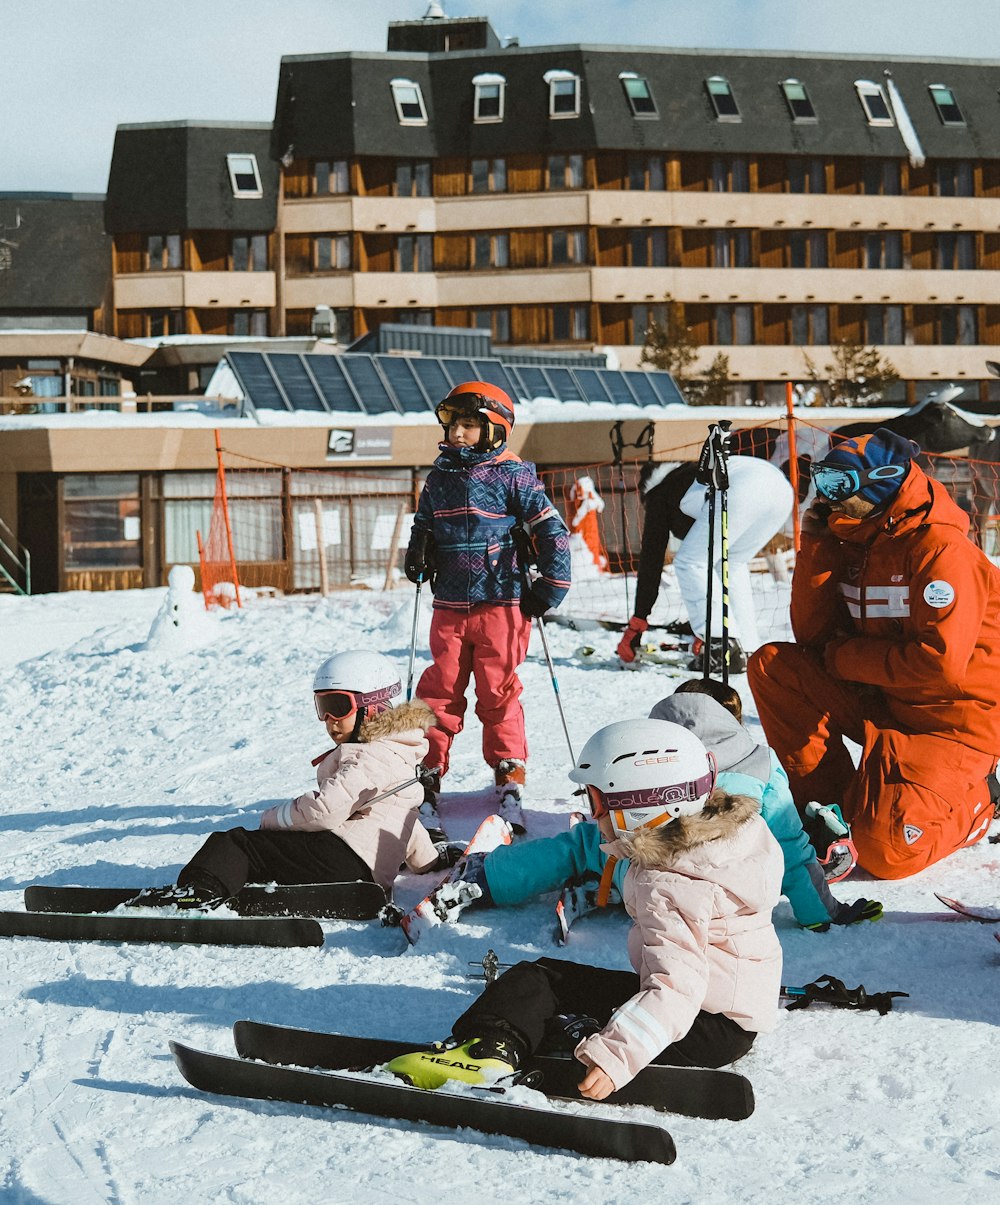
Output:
[433, 679, 881, 931]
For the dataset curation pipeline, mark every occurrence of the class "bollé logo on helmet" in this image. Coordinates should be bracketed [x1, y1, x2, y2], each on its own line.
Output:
[606, 784, 692, 809]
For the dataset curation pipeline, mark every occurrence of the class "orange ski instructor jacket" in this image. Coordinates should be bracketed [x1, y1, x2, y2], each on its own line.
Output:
[791, 462, 1000, 756]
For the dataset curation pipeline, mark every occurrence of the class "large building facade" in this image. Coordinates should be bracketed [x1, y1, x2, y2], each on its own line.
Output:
[103, 12, 1000, 405]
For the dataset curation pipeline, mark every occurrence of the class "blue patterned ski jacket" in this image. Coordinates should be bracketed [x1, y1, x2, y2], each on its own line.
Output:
[409, 442, 571, 611]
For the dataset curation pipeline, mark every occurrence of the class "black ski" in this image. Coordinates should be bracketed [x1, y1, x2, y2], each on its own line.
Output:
[170, 1040, 676, 1164]
[232, 1020, 754, 1121]
[24, 881, 386, 920]
[0, 910, 323, 948]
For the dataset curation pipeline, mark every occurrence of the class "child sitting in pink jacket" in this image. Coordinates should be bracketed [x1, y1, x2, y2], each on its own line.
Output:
[387, 718, 783, 1097]
[132, 650, 444, 908]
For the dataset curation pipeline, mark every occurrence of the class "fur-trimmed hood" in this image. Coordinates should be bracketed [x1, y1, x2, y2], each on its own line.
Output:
[606, 788, 760, 871]
[358, 698, 437, 743]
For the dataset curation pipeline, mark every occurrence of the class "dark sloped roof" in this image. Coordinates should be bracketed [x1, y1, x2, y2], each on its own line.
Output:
[0, 196, 110, 311]
[273, 43, 1000, 162]
[105, 123, 279, 234]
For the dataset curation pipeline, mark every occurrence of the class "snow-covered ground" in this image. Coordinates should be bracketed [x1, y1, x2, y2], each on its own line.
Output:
[1, 585, 998, 1204]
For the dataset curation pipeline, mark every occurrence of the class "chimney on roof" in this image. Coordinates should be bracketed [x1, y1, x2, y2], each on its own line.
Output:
[387, 9, 501, 52]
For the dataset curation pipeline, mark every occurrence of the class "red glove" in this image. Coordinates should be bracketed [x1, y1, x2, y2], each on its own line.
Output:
[616, 616, 648, 664]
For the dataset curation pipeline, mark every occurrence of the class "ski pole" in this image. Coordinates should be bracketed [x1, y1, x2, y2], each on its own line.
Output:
[704, 483, 715, 680]
[360, 765, 442, 811]
[720, 483, 730, 687]
[535, 615, 576, 765]
[406, 577, 423, 702]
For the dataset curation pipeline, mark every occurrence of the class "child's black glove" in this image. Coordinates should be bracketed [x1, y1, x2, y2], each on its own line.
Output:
[404, 529, 436, 586]
[519, 587, 550, 618]
[432, 840, 468, 871]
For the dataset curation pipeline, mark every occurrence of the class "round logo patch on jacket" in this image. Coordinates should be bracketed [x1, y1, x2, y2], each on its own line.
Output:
[922, 580, 955, 609]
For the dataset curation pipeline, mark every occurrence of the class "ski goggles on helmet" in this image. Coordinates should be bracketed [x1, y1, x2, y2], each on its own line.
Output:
[810, 462, 907, 502]
[582, 765, 717, 821]
[435, 397, 485, 429]
[313, 682, 399, 721]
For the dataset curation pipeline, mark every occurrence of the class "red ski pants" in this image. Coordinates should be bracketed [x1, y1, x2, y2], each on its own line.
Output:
[749, 642, 994, 880]
[417, 604, 533, 779]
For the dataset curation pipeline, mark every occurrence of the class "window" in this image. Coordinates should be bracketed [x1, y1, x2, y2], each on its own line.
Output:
[712, 229, 751, 268]
[929, 84, 965, 126]
[936, 160, 974, 197]
[472, 73, 506, 122]
[715, 304, 754, 344]
[855, 81, 893, 126]
[788, 158, 825, 193]
[791, 305, 829, 344]
[473, 308, 510, 343]
[396, 161, 432, 197]
[471, 157, 506, 193]
[550, 229, 588, 265]
[147, 234, 181, 271]
[163, 471, 282, 566]
[710, 156, 749, 192]
[781, 79, 816, 122]
[940, 305, 978, 345]
[936, 232, 976, 270]
[394, 309, 433, 328]
[630, 228, 668, 267]
[863, 159, 901, 195]
[631, 303, 668, 345]
[706, 76, 740, 121]
[619, 72, 657, 117]
[552, 304, 589, 341]
[472, 232, 509, 269]
[866, 305, 904, 344]
[390, 78, 428, 125]
[865, 231, 903, 269]
[315, 160, 350, 194]
[227, 153, 263, 198]
[396, 234, 433, 273]
[789, 230, 828, 268]
[63, 474, 141, 570]
[544, 69, 580, 118]
[148, 310, 184, 336]
[315, 234, 351, 271]
[231, 309, 268, 337]
[547, 154, 584, 190]
[627, 154, 666, 191]
[232, 234, 268, 272]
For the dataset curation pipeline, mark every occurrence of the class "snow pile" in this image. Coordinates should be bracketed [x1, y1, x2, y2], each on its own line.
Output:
[0, 587, 998, 1203]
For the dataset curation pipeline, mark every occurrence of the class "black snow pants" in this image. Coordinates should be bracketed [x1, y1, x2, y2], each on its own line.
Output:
[452, 957, 756, 1069]
[177, 827, 374, 899]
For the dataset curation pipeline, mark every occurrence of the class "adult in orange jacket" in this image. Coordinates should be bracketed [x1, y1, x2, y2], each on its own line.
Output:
[749, 428, 1000, 880]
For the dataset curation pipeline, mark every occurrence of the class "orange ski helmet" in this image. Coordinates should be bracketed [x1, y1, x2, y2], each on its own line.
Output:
[435, 380, 516, 450]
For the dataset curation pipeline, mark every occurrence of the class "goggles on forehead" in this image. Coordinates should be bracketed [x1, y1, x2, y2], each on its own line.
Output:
[810, 461, 907, 503]
[313, 682, 399, 722]
[582, 766, 717, 821]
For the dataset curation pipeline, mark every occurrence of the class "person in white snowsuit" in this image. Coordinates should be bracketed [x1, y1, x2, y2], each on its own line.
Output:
[672, 455, 794, 656]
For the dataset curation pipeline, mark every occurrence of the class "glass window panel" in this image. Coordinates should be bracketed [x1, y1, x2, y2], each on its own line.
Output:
[567, 154, 584, 188]
[929, 84, 964, 125]
[649, 157, 665, 190]
[63, 498, 141, 569]
[627, 155, 646, 190]
[866, 304, 885, 344]
[651, 229, 667, 267]
[474, 234, 491, 267]
[706, 76, 740, 119]
[415, 235, 433, 272]
[491, 158, 506, 192]
[227, 153, 262, 197]
[813, 305, 828, 344]
[731, 157, 749, 192]
[716, 305, 733, 345]
[471, 159, 489, 193]
[856, 83, 893, 125]
[790, 231, 807, 269]
[956, 232, 975, 270]
[164, 498, 212, 563]
[734, 304, 753, 344]
[475, 82, 504, 121]
[885, 305, 903, 344]
[392, 81, 427, 124]
[163, 472, 216, 498]
[64, 473, 140, 498]
[494, 233, 509, 267]
[396, 162, 413, 196]
[955, 160, 973, 197]
[548, 155, 566, 189]
[810, 231, 828, 267]
[550, 77, 580, 116]
[622, 75, 657, 116]
[957, 305, 978, 345]
[414, 162, 432, 196]
[782, 79, 816, 121]
[551, 230, 569, 264]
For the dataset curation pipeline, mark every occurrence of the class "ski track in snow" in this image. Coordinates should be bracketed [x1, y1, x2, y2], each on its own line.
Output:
[0, 587, 998, 1203]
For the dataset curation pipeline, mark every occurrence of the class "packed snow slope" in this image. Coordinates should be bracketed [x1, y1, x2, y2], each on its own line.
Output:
[1, 587, 998, 1204]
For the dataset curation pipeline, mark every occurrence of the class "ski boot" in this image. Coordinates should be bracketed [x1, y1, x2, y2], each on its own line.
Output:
[803, 802, 858, 883]
[425, 853, 490, 924]
[493, 758, 527, 834]
[417, 764, 446, 843]
[126, 883, 228, 910]
[687, 636, 748, 675]
[385, 1031, 524, 1091]
[554, 871, 623, 944]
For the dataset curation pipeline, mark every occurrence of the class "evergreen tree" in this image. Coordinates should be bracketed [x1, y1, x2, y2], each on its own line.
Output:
[804, 340, 899, 407]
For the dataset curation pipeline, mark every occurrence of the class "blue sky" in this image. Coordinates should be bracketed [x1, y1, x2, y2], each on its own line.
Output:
[2, 0, 997, 193]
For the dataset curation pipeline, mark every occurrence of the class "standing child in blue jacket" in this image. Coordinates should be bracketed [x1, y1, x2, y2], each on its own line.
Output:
[404, 381, 571, 832]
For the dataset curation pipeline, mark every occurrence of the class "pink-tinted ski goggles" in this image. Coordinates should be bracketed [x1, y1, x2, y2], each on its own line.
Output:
[313, 682, 399, 721]
[582, 765, 716, 820]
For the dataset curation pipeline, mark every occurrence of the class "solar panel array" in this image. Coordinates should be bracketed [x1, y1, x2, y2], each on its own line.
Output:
[227, 351, 685, 417]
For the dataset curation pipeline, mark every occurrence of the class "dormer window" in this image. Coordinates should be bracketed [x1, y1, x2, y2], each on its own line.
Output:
[226, 154, 262, 198]
[706, 76, 740, 121]
[855, 81, 894, 126]
[781, 78, 817, 122]
[619, 72, 657, 117]
[473, 73, 506, 122]
[544, 69, 580, 118]
[390, 78, 428, 126]
[929, 84, 965, 126]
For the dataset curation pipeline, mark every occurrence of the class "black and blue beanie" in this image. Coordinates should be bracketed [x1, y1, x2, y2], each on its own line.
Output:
[821, 428, 919, 506]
